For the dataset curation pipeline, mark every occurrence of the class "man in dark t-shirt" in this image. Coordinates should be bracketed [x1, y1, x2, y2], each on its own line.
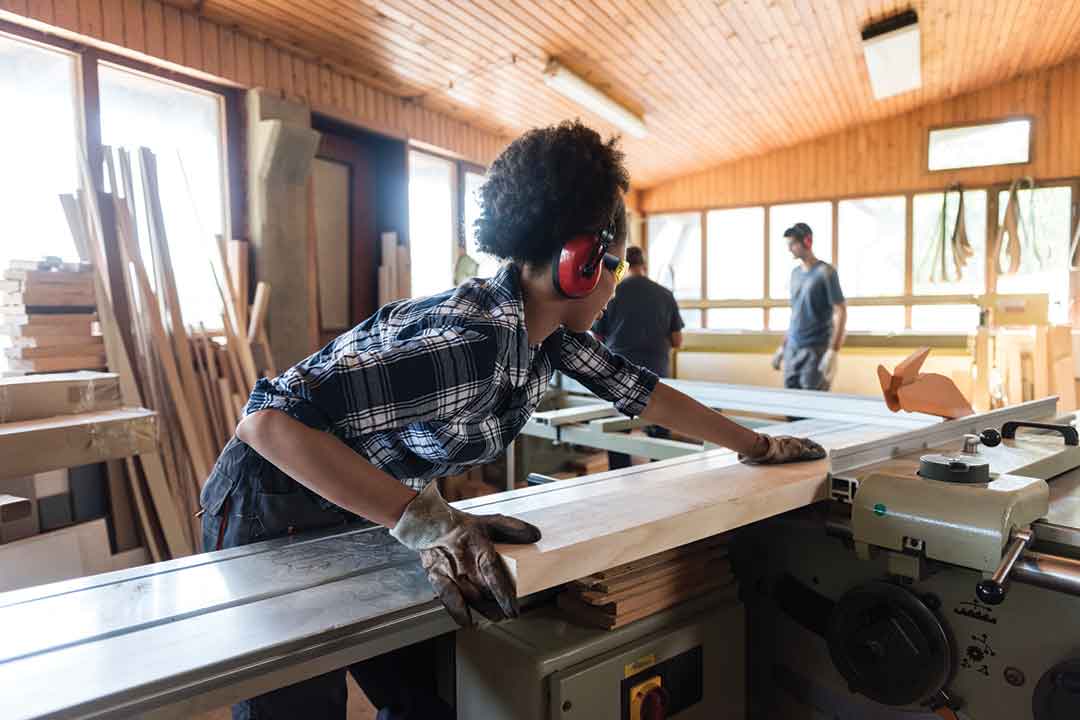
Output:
[592, 246, 684, 468]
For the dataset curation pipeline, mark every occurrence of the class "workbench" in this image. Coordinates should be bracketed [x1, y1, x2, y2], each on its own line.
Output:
[2, 385, 1074, 719]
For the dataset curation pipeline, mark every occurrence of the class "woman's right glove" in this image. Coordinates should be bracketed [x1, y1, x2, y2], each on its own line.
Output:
[390, 481, 542, 627]
[739, 434, 827, 465]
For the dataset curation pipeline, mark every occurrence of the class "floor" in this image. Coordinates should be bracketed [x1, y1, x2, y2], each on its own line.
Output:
[196, 675, 377, 719]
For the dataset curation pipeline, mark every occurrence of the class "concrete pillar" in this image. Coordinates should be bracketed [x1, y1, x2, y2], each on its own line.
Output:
[246, 90, 321, 369]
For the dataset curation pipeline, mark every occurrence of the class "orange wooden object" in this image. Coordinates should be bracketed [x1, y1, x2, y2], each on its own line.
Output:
[878, 347, 974, 419]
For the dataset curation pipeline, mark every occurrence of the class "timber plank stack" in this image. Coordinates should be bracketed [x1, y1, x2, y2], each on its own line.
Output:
[1, 259, 104, 375]
[557, 535, 735, 630]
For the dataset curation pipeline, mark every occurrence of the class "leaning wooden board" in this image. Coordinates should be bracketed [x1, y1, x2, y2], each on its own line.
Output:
[457, 422, 902, 597]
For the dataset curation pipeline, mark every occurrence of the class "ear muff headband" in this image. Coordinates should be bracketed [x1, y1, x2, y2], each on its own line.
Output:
[552, 222, 616, 298]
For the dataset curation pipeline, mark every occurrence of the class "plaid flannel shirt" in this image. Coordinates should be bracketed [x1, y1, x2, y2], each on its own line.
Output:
[245, 263, 658, 489]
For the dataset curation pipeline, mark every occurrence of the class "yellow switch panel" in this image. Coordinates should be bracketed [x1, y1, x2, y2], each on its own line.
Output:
[629, 675, 663, 720]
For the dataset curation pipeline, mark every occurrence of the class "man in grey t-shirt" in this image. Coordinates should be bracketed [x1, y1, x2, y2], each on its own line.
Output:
[772, 223, 847, 390]
[592, 246, 683, 468]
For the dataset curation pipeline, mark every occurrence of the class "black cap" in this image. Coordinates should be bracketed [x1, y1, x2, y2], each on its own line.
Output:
[626, 246, 645, 266]
[784, 222, 813, 240]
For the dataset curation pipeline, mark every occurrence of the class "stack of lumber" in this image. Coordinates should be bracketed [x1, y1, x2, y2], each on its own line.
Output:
[377, 231, 410, 306]
[557, 536, 734, 630]
[58, 145, 277, 559]
[1, 259, 104, 374]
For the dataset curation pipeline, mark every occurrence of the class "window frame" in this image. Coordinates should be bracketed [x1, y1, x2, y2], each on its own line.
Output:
[643, 176, 1080, 332]
[0, 18, 244, 238]
[927, 116, 1035, 173]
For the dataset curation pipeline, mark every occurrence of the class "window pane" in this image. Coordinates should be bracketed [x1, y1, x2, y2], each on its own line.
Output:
[996, 186, 1072, 323]
[770, 306, 791, 331]
[648, 212, 701, 300]
[910, 304, 980, 331]
[769, 202, 833, 299]
[0, 34, 82, 374]
[705, 308, 764, 330]
[99, 62, 228, 328]
[838, 196, 905, 297]
[680, 308, 702, 329]
[0, 34, 81, 267]
[928, 120, 1031, 171]
[707, 207, 764, 299]
[408, 151, 456, 297]
[846, 305, 905, 331]
[462, 170, 500, 278]
[913, 190, 987, 295]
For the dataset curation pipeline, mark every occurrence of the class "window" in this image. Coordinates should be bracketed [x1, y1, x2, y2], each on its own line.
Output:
[837, 196, 905, 297]
[995, 185, 1073, 323]
[705, 308, 764, 331]
[928, 119, 1031, 171]
[98, 62, 229, 328]
[707, 207, 764, 299]
[462, 169, 500, 278]
[913, 190, 987, 295]
[408, 150, 456, 297]
[846, 305, 905, 331]
[0, 33, 82, 270]
[911, 304, 980, 331]
[648, 212, 701, 300]
[769, 202, 832, 299]
[680, 309, 702, 329]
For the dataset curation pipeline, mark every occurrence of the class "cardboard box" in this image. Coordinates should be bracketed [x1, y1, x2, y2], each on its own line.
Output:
[0, 408, 157, 480]
[0, 371, 121, 423]
[0, 518, 110, 593]
[0, 476, 38, 544]
[1, 495, 34, 544]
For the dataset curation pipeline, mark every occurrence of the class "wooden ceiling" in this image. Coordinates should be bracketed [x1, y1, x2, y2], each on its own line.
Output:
[174, 1, 1080, 186]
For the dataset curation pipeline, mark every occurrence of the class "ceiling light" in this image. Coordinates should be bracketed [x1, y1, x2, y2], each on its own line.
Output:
[861, 10, 922, 100]
[542, 59, 647, 138]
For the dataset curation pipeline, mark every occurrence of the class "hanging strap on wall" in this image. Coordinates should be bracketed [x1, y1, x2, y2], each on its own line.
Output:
[995, 177, 1034, 275]
[949, 185, 974, 280]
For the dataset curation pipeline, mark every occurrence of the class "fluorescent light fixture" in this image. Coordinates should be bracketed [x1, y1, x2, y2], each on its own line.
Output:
[861, 10, 922, 100]
[543, 59, 647, 138]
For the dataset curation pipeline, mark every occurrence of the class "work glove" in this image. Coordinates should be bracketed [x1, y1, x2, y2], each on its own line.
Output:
[390, 481, 542, 627]
[818, 349, 838, 385]
[739, 434, 827, 465]
[770, 346, 784, 371]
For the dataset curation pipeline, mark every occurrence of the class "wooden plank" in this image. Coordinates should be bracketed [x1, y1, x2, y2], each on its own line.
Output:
[461, 450, 830, 597]
[0, 408, 157, 480]
[6, 340, 104, 358]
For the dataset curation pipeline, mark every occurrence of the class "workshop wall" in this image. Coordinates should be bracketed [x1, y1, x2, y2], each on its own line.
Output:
[643, 55, 1080, 212]
[0, 0, 509, 168]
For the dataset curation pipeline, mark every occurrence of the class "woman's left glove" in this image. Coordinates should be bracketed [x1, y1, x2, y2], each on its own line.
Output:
[391, 481, 542, 627]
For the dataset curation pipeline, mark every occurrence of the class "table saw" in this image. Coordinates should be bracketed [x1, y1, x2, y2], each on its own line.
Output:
[2, 393, 1080, 719]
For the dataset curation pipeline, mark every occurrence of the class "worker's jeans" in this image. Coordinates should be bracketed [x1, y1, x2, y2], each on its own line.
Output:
[782, 344, 830, 391]
[200, 438, 455, 720]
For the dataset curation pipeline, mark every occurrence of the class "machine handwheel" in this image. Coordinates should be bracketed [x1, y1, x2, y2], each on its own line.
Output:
[827, 581, 953, 707]
[1033, 659, 1080, 720]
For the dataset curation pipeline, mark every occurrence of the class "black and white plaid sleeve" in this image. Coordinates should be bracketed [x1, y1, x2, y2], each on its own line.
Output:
[552, 329, 658, 417]
[244, 327, 499, 438]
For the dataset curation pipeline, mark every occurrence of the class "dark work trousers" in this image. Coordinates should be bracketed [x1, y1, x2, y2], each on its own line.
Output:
[782, 344, 830, 391]
[607, 424, 672, 470]
[199, 438, 455, 720]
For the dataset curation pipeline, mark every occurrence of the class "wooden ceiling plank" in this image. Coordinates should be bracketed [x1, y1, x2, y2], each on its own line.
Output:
[500, 0, 723, 157]
[651, 0, 775, 152]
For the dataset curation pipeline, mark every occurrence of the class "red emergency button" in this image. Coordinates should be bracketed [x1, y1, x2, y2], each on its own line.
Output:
[640, 685, 668, 720]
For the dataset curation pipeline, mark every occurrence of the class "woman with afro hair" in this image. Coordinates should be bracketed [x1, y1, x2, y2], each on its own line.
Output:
[199, 120, 825, 719]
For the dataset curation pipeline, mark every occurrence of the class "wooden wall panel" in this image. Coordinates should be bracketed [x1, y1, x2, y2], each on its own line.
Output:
[643, 57, 1080, 213]
[0, 0, 508, 167]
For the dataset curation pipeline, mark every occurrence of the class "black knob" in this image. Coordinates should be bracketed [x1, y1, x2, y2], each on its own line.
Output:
[976, 579, 1006, 605]
[980, 429, 1002, 447]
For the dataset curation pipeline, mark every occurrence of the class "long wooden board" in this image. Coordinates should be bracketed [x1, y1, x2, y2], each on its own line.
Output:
[460, 449, 831, 597]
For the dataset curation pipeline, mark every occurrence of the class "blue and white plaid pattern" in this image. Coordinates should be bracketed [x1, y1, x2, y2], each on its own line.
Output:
[245, 264, 658, 489]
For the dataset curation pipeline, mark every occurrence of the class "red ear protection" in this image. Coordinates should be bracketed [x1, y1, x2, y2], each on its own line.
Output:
[551, 222, 616, 298]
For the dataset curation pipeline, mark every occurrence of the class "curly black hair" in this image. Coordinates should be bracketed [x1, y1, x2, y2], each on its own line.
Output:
[475, 120, 630, 266]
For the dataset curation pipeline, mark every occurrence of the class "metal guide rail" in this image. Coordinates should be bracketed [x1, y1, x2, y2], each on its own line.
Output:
[0, 526, 454, 719]
[1, 393, 1068, 719]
